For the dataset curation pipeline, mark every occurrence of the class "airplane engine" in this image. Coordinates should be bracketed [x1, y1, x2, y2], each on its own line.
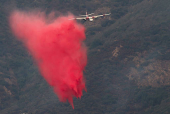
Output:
[89, 18, 93, 21]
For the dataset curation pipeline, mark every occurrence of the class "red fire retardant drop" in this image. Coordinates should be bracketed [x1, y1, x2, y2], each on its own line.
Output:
[9, 11, 87, 109]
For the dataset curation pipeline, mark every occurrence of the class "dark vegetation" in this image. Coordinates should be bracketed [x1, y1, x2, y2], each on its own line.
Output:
[1, 0, 170, 113]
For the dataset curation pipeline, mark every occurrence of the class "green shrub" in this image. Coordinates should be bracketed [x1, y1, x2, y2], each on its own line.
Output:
[90, 39, 103, 49]
[101, 19, 115, 27]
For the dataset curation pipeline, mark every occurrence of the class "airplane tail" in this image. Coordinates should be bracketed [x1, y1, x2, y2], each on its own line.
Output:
[79, 12, 94, 17]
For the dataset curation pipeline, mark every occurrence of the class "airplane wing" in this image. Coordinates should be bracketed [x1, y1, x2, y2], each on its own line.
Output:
[69, 17, 86, 20]
[88, 13, 94, 15]
[93, 13, 111, 18]
[76, 17, 86, 20]
[79, 13, 94, 17]
[104, 13, 111, 16]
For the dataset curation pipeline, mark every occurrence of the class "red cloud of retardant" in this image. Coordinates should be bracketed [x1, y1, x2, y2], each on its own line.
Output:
[9, 10, 87, 109]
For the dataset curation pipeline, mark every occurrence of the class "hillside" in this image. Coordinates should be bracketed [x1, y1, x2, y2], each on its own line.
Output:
[0, 0, 170, 113]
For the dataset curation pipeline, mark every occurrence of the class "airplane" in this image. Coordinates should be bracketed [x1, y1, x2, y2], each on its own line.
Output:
[69, 11, 111, 22]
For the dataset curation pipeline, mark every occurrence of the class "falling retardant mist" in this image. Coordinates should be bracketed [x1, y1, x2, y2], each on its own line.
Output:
[9, 10, 87, 109]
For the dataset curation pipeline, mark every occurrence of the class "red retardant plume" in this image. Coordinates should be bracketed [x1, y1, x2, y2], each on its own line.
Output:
[9, 11, 87, 109]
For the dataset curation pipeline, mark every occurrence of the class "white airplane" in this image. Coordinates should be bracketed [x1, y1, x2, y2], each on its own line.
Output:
[69, 11, 111, 22]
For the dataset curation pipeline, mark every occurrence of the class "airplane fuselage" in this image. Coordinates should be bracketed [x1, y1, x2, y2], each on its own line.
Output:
[69, 11, 111, 22]
[85, 17, 94, 21]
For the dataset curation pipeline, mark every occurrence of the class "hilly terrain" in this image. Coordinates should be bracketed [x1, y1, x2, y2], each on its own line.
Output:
[0, 0, 170, 113]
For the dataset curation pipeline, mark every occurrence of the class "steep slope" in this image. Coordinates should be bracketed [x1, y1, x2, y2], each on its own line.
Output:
[87, 0, 170, 113]
[1, 0, 170, 114]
